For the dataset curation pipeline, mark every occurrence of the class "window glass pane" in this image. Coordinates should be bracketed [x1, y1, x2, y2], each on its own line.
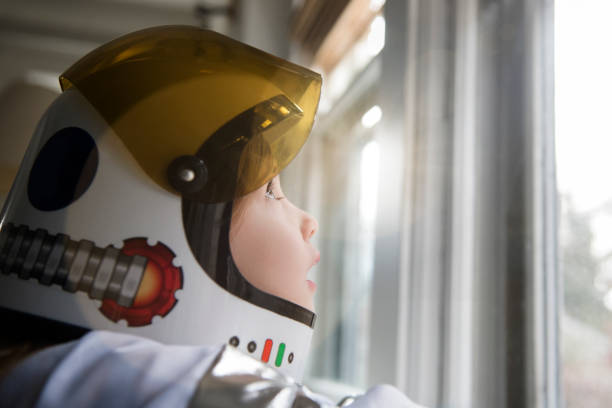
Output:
[556, 1, 612, 406]
[305, 61, 381, 391]
[295, 7, 386, 395]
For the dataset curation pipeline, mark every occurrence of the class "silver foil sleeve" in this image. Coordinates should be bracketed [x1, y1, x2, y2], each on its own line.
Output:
[189, 345, 336, 408]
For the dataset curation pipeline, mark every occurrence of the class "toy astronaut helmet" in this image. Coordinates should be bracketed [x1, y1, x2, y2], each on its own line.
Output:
[0, 26, 321, 380]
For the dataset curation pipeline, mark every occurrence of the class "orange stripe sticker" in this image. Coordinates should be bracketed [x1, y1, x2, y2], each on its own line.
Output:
[261, 339, 273, 363]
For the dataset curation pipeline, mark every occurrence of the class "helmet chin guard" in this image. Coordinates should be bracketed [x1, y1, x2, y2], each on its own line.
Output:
[0, 26, 321, 380]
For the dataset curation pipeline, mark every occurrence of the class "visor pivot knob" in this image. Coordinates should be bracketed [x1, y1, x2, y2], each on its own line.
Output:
[179, 168, 195, 182]
[167, 155, 208, 195]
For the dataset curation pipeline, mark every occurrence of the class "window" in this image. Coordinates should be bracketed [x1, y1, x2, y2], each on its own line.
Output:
[556, 1, 612, 406]
[287, 0, 386, 399]
[291, 1, 558, 407]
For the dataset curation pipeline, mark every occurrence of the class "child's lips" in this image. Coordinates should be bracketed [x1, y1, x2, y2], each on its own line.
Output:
[307, 279, 317, 291]
[307, 252, 320, 291]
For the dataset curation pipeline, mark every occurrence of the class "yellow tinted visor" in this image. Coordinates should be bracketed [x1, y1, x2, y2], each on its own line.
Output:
[60, 26, 321, 202]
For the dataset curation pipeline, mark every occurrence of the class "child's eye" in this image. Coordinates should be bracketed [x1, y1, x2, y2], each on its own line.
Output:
[264, 189, 276, 200]
[265, 180, 284, 200]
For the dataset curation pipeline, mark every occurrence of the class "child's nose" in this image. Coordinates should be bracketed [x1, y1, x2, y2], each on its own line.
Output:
[301, 212, 318, 242]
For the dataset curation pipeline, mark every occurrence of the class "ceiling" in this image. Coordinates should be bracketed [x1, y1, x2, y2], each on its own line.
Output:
[0, 0, 234, 58]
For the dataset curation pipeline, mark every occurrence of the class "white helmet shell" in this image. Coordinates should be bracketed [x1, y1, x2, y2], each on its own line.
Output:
[0, 26, 321, 381]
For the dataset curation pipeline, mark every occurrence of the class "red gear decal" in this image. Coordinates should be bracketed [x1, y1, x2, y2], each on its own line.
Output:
[100, 238, 183, 326]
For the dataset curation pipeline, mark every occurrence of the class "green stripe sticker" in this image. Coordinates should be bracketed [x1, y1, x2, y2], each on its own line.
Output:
[275, 343, 286, 367]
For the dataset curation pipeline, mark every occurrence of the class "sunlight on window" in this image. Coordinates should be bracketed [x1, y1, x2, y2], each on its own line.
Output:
[360, 140, 380, 226]
[361, 105, 382, 129]
[366, 15, 385, 57]
[556, 1, 612, 212]
[369, 0, 385, 12]
[320, 15, 385, 113]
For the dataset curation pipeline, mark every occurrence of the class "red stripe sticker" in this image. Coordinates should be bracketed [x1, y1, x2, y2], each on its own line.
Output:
[261, 339, 273, 362]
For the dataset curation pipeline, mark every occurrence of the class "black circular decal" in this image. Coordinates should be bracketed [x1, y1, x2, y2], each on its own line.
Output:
[28, 127, 98, 211]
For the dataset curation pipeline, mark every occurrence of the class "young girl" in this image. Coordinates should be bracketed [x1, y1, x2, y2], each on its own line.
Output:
[0, 26, 421, 407]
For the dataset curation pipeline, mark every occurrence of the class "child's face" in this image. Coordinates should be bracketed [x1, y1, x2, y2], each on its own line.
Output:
[229, 176, 320, 311]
